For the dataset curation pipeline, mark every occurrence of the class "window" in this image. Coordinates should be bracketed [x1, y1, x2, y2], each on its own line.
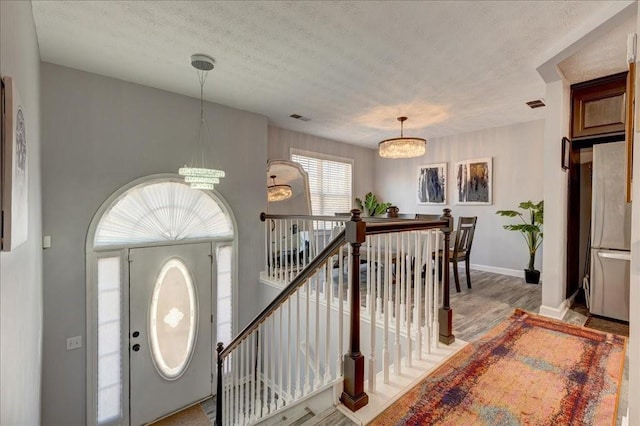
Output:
[291, 150, 353, 216]
[216, 245, 233, 344]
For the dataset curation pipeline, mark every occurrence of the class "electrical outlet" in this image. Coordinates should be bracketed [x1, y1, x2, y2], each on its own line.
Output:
[66, 336, 82, 351]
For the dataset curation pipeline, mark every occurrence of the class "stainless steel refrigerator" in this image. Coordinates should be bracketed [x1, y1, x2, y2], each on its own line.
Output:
[590, 141, 631, 321]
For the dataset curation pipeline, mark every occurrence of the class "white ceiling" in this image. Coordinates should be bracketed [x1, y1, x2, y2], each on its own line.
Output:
[31, 1, 636, 148]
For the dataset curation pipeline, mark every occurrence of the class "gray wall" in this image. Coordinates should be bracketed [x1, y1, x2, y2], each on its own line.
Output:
[268, 126, 379, 209]
[0, 1, 44, 424]
[374, 120, 545, 273]
[40, 63, 267, 424]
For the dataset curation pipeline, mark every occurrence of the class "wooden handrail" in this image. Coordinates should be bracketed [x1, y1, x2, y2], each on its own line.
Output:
[222, 214, 449, 359]
[260, 212, 417, 222]
[364, 220, 448, 234]
[219, 228, 347, 358]
[217, 209, 454, 423]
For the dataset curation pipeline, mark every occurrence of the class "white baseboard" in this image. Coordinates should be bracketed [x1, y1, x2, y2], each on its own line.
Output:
[538, 300, 569, 320]
[468, 263, 523, 278]
[622, 408, 629, 426]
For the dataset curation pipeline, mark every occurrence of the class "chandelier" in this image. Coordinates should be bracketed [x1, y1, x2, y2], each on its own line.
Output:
[178, 54, 225, 189]
[378, 116, 426, 159]
[267, 175, 292, 202]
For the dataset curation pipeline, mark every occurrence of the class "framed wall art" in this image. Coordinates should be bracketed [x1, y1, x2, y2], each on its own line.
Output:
[417, 162, 447, 205]
[2, 76, 28, 251]
[455, 157, 492, 205]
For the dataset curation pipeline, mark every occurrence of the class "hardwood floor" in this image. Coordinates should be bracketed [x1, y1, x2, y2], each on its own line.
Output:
[448, 269, 542, 342]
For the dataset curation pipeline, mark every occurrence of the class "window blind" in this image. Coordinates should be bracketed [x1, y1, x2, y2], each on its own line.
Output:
[292, 151, 353, 217]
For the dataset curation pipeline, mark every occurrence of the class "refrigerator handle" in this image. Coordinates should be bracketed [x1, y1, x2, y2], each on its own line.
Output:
[597, 251, 631, 261]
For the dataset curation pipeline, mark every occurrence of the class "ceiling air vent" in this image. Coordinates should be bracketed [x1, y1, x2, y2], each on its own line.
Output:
[290, 114, 311, 122]
[526, 99, 546, 109]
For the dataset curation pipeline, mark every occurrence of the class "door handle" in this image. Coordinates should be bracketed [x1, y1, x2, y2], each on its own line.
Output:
[132, 344, 141, 352]
[598, 252, 631, 261]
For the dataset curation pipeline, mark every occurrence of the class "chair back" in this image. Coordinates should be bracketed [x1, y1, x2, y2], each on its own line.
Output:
[454, 217, 477, 256]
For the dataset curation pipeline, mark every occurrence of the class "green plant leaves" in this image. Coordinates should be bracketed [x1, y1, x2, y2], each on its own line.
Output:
[355, 192, 392, 216]
[496, 200, 544, 270]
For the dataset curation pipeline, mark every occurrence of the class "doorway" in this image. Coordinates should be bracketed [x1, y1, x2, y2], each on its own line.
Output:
[87, 176, 236, 426]
[129, 242, 213, 425]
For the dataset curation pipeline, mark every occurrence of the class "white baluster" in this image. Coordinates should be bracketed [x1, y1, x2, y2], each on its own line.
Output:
[406, 232, 413, 368]
[239, 339, 244, 424]
[286, 298, 292, 403]
[276, 220, 281, 283]
[368, 235, 377, 393]
[278, 307, 283, 409]
[265, 220, 269, 278]
[258, 322, 269, 417]
[270, 316, 276, 412]
[305, 281, 311, 395]
[295, 290, 301, 398]
[249, 333, 256, 421]
[314, 275, 320, 390]
[346, 244, 352, 310]
[365, 236, 371, 313]
[376, 232, 382, 318]
[433, 232, 440, 349]
[255, 324, 262, 417]
[224, 356, 230, 426]
[399, 232, 405, 327]
[338, 245, 344, 377]
[395, 232, 402, 376]
[324, 262, 332, 385]
[415, 231, 423, 361]
[263, 319, 270, 415]
[383, 233, 390, 384]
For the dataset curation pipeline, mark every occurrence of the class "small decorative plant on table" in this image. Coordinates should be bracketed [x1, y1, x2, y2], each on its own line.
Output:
[355, 192, 392, 217]
[496, 200, 544, 284]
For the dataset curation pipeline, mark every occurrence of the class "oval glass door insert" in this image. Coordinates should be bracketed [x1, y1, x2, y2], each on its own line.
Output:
[149, 258, 198, 380]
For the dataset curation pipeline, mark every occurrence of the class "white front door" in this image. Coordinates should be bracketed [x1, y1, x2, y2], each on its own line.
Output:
[129, 243, 213, 425]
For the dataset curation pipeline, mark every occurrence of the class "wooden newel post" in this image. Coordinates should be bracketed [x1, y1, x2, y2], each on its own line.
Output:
[341, 209, 369, 411]
[215, 342, 224, 426]
[439, 209, 455, 345]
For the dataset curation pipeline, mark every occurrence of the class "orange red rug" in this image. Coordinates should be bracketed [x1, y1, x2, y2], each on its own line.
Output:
[370, 309, 626, 425]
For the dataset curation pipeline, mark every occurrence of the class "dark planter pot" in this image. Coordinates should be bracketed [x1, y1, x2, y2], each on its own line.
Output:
[524, 269, 541, 284]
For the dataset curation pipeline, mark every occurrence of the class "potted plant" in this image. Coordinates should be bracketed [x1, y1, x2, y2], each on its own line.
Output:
[496, 200, 544, 284]
[355, 192, 392, 217]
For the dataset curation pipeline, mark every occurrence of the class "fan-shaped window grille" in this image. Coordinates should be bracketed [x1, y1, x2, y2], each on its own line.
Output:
[94, 182, 233, 247]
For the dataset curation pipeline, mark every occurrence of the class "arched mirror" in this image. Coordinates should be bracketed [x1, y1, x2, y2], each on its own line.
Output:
[266, 159, 312, 215]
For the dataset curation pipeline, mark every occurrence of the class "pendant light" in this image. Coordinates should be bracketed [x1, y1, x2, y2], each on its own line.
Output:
[178, 54, 225, 189]
[267, 175, 293, 202]
[378, 116, 426, 159]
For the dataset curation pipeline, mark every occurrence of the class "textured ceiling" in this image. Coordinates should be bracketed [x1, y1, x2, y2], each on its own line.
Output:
[558, 11, 636, 84]
[31, 1, 635, 148]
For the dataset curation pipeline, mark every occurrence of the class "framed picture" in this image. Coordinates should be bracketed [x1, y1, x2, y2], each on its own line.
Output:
[455, 157, 492, 205]
[1, 76, 28, 251]
[562, 137, 570, 171]
[417, 163, 447, 205]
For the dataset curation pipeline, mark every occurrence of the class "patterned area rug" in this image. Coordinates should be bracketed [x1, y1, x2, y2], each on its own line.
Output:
[370, 309, 626, 425]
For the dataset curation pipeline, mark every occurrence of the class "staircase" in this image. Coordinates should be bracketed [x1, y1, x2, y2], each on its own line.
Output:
[215, 209, 456, 425]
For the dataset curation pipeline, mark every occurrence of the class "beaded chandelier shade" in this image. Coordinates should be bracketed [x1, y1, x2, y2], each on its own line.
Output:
[178, 54, 225, 189]
[267, 175, 293, 202]
[378, 116, 426, 159]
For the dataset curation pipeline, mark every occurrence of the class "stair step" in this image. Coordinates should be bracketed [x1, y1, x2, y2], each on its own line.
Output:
[300, 407, 355, 426]
[278, 406, 314, 426]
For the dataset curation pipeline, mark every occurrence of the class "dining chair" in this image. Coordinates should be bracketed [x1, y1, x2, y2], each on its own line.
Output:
[449, 216, 478, 292]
